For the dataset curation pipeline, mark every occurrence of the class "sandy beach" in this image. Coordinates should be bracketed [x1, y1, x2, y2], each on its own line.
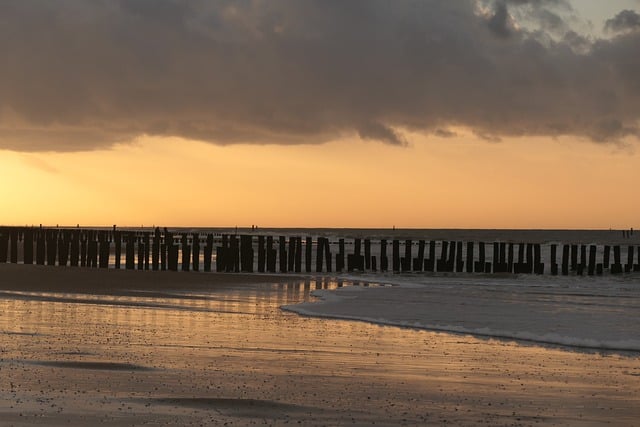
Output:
[1, 264, 639, 426]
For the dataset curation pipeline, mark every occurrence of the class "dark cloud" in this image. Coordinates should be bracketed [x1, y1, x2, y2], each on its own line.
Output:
[0, 0, 639, 152]
[605, 9, 640, 33]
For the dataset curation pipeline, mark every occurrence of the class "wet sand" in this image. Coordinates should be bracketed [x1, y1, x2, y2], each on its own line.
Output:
[1, 264, 639, 426]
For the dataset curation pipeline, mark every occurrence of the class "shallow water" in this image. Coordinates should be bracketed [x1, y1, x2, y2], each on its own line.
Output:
[1, 278, 640, 426]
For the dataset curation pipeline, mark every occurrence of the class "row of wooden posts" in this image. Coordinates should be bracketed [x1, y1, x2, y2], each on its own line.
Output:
[1, 227, 639, 276]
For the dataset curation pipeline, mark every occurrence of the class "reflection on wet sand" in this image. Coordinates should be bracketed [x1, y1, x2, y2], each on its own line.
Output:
[1, 276, 640, 426]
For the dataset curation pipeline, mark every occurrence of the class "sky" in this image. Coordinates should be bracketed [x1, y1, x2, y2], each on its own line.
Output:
[1, 0, 639, 229]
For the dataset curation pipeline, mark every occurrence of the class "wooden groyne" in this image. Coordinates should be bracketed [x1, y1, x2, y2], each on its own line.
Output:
[1, 226, 639, 276]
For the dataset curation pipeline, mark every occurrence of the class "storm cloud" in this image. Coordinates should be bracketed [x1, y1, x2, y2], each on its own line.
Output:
[0, 0, 639, 151]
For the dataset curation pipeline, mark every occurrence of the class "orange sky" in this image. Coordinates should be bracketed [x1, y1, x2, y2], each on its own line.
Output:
[1, 132, 638, 229]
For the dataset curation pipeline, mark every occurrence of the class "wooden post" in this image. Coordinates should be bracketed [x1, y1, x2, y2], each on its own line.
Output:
[144, 232, 150, 270]
[561, 244, 569, 275]
[168, 236, 179, 271]
[611, 246, 622, 274]
[414, 240, 425, 272]
[88, 231, 98, 268]
[447, 241, 456, 272]
[603, 245, 610, 269]
[437, 241, 448, 272]
[570, 244, 578, 272]
[99, 231, 110, 268]
[474, 242, 485, 273]
[324, 238, 332, 273]
[626, 246, 634, 273]
[35, 230, 45, 265]
[364, 239, 371, 270]
[403, 240, 412, 272]
[191, 233, 200, 272]
[266, 236, 276, 273]
[336, 238, 345, 272]
[492, 242, 499, 273]
[588, 245, 596, 276]
[288, 236, 296, 272]
[534, 244, 543, 274]
[316, 237, 324, 273]
[126, 232, 135, 269]
[257, 235, 266, 273]
[380, 239, 389, 272]
[0, 231, 8, 263]
[23, 229, 34, 265]
[507, 243, 514, 273]
[279, 236, 287, 273]
[152, 228, 160, 271]
[577, 245, 586, 276]
[47, 230, 58, 266]
[70, 229, 80, 267]
[180, 235, 190, 272]
[305, 237, 313, 273]
[466, 241, 474, 273]
[455, 242, 464, 272]
[392, 240, 400, 272]
[230, 234, 239, 272]
[240, 235, 254, 273]
[204, 234, 213, 272]
[550, 244, 558, 275]
[294, 237, 302, 273]
[161, 229, 169, 271]
[10, 230, 18, 264]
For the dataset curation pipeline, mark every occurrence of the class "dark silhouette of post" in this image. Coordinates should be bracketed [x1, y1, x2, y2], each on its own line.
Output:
[437, 241, 449, 272]
[316, 237, 324, 273]
[125, 232, 135, 270]
[611, 245, 622, 274]
[294, 237, 302, 273]
[0, 231, 8, 263]
[47, 230, 58, 266]
[380, 239, 388, 272]
[425, 240, 436, 272]
[152, 228, 160, 270]
[180, 235, 190, 272]
[474, 242, 485, 273]
[507, 243, 514, 273]
[364, 239, 371, 270]
[550, 244, 558, 275]
[279, 236, 287, 273]
[36, 230, 45, 265]
[465, 241, 474, 273]
[603, 245, 610, 269]
[324, 237, 332, 272]
[392, 240, 400, 272]
[144, 232, 150, 270]
[414, 240, 425, 271]
[70, 229, 80, 267]
[266, 236, 276, 273]
[288, 236, 296, 272]
[204, 234, 213, 272]
[240, 235, 253, 273]
[588, 245, 596, 276]
[626, 246, 634, 273]
[403, 240, 412, 272]
[455, 242, 464, 272]
[99, 231, 110, 268]
[10, 230, 18, 264]
[23, 229, 33, 265]
[88, 231, 98, 268]
[257, 235, 266, 273]
[336, 238, 344, 272]
[561, 244, 569, 275]
[577, 245, 586, 276]
[534, 244, 543, 274]
[192, 233, 200, 272]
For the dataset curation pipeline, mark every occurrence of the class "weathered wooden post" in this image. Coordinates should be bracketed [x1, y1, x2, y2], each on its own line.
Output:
[507, 243, 514, 273]
[603, 245, 611, 269]
[190, 233, 199, 272]
[324, 237, 332, 272]
[266, 236, 276, 273]
[448, 241, 457, 272]
[577, 245, 586, 276]
[294, 237, 302, 273]
[455, 242, 464, 272]
[152, 228, 160, 271]
[364, 239, 371, 270]
[125, 232, 135, 269]
[161, 229, 169, 271]
[99, 231, 110, 268]
[465, 241, 474, 273]
[240, 235, 253, 273]
[305, 237, 313, 273]
[437, 241, 448, 272]
[112, 230, 121, 269]
[168, 235, 179, 271]
[499, 242, 508, 273]
[474, 242, 485, 273]
[561, 244, 569, 275]
[403, 240, 412, 272]
[534, 244, 543, 274]
[626, 246, 635, 273]
[570, 244, 578, 272]
[215, 235, 226, 273]
[230, 234, 240, 272]
[35, 230, 45, 265]
[336, 238, 345, 272]
[287, 236, 296, 272]
[204, 234, 213, 272]
[10, 229, 18, 264]
[414, 240, 425, 271]
[279, 236, 287, 273]
[0, 231, 8, 263]
[89, 231, 99, 268]
[550, 244, 558, 275]
[492, 242, 500, 273]
[316, 237, 324, 273]
[257, 235, 266, 273]
[144, 232, 150, 270]
[392, 240, 400, 272]
[70, 229, 80, 267]
[180, 235, 190, 272]
[47, 230, 58, 266]
[611, 246, 622, 274]
[23, 229, 33, 265]
[634, 246, 640, 272]
[588, 245, 596, 276]
[380, 239, 389, 272]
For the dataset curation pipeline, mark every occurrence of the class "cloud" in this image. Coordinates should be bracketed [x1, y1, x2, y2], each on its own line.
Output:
[605, 9, 640, 33]
[0, 0, 638, 152]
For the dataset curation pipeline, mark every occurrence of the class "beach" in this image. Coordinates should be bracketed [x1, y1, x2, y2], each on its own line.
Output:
[1, 263, 639, 426]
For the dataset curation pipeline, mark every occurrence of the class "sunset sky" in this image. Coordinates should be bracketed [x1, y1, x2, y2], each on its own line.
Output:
[1, 0, 639, 229]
